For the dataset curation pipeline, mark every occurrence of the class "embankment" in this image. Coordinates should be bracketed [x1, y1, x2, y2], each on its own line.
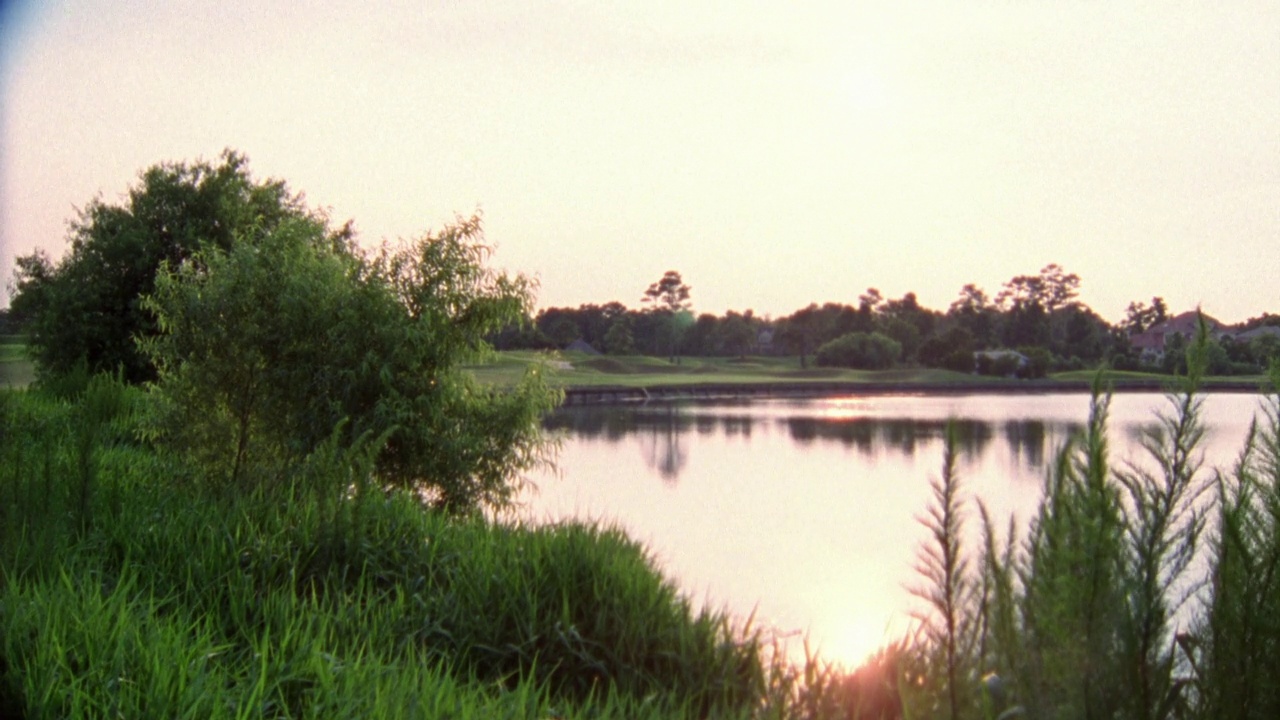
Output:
[562, 378, 1266, 405]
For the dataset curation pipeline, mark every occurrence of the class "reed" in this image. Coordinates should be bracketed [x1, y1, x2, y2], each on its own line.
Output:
[0, 383, 765, 718]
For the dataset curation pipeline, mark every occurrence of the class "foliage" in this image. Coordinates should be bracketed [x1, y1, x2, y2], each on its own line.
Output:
[907, 423, 980, 720]
[1195, 361, 1280, 718]
[896, 324, 1234, 720]
[9, 150, 344, 383]
[603, 315, 637, 355]
[141, 212, 560, 512]
[637, 271, 693, 362]
[0, 386, 766, 719]
[642, 270, 692, 313]
[919, 327, 977, 373]
[814, 332, 901, 370]
[1124, 297, 1170, 334]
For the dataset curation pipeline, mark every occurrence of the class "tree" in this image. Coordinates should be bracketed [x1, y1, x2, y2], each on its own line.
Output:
[9, 150, 345, 383]
[919, 326, 977, 372]
[1122, 297, 1169, 335]
[776, 304, 823, 368]
[995, 265, 1082, 350]
[713, 311, 757, 358]
[814, 331, 901, 370]
[948, 284, 999, 349]
[141, 212, 559, 513]
[641, 271, 692, 362]
[642, 270, 691, 313]
[603, 316, 637, 355]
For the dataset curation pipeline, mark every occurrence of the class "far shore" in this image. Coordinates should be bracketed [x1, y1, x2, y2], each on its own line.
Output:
[560, 377, 1268, 405]
[460, 350, 1271, 405]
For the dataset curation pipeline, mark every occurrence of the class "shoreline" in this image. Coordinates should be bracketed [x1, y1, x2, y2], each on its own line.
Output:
[561, 378, 1269, 405]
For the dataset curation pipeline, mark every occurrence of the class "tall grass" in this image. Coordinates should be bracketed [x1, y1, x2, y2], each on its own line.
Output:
[898, 317, 1280, 720]
[9, 322, 1280, 718]
[0, 380, 767, 718]
[1194, 361, 1280, 719]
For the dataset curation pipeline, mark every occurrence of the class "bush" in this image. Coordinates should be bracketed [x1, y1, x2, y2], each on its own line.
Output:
[141, 213, 560, 512]
[10, 151, 343, 383]
[1016, 345, 1052, 379]
[814, 332, 901, 370]
[0, 388, 764, 718]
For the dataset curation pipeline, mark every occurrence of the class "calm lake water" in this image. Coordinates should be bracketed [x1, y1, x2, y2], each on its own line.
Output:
[517, 391, 1266, 666]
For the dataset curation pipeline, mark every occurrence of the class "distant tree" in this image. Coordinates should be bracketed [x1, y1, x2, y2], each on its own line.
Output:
[1161, 332, 1188, 375]
[815, 331, 901, 370]
[642, 271, 692, 362]
[1003, 301, 1049, 348]
[681, 313, 721, 357]
[996, 264, 1080, 315]
[1251, 334, 1280, 368]
[919, 326, 976, 372]
[859, 288, 884, 314]
[776, 304, 824, 368]
[9, 150, 347, 383]
[881, 291, 937, 339]
[947, 284, 999, 348]
[858, 287, 883, 330]
[1054, 304, 1110, 363]
[1122, 297, 1169, 334]
[1036, 263, 1081, 313]
[996, 265, 1081, 350]
[1017, 346, 1053, 379]
[1240, 312, 1280, 331]
[880, 316, 923, 363]
[603, 316, 636, 355]
[542, 315, 581, 347]
[713, 311, 757, 358]
[643, 270, 692, 313]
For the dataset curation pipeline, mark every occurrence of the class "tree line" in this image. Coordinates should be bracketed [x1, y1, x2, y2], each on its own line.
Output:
[8, 150, 557, 512]
[497, 267, 1280, 377]
[7, 151, 1279, 382]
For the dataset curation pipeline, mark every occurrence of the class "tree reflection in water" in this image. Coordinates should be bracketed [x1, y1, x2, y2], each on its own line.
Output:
[542, 400, 1083, 483]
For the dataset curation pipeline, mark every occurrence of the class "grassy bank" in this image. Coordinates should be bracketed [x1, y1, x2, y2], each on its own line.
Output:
[0, 336, 34, 388]
[0, 381, 789, 718]
[466, 351, 1268, 393]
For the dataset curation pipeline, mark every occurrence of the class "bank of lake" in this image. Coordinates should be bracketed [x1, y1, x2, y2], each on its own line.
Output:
[466, 350, 1269, 402]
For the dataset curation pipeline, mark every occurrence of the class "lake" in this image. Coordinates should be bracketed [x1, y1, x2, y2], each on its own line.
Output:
[517, 391, 1267, 667]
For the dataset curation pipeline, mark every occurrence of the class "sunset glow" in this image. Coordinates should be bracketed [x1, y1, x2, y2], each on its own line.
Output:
[3, 1, 1277, 322]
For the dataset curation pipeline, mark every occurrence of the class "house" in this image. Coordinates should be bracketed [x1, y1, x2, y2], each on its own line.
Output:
[973, 349, 1029, 377]
[1235, 325, 1280, 343]
[564, 338, 601, 355]
[756, 328, 775, 355]
[1129, 311, 1227, 361]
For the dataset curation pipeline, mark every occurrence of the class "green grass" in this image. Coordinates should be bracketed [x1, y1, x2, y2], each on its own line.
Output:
[467, 351, 997, 389]
[470, 352, 1271, 393]
[1053, 367, 1269, 387]
[0, 381, 777, 718]
[0, 336, 34, 388]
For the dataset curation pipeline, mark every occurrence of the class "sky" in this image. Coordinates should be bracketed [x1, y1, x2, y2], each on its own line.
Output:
[2, 1, 1278, 324]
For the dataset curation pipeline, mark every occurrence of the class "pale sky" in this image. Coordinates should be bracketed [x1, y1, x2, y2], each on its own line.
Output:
[3, 1, 1278, 323]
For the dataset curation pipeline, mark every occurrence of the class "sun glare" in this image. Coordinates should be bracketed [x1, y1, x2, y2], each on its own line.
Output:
[786, 612, 911, 671]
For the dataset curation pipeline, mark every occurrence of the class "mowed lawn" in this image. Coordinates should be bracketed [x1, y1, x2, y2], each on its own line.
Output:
[466, 351, 1267, 390]
[466, 351, 997, 388]
[0, 337, 34, 388]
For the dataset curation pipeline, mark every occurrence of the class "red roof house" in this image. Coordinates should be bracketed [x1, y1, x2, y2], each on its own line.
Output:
[1130, 311, 1226, 360]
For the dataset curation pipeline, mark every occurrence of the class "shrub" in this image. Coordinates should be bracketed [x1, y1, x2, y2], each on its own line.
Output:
[9, 151, 343, 383]
[141, 213, 560, 512]
[814, 332, 901, 370]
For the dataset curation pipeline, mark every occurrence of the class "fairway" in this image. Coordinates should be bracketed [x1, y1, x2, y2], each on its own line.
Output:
[465, 351, 1269, 394]
[0, 337, 33, 388]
